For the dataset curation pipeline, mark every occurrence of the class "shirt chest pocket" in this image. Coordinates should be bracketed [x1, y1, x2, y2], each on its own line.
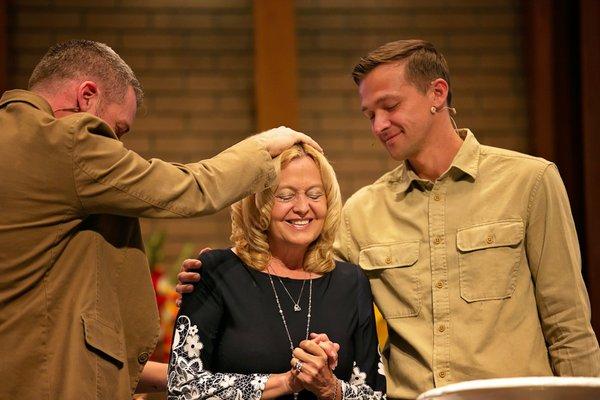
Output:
[457, 219, 524, 302]
[359, 241, 421, 319]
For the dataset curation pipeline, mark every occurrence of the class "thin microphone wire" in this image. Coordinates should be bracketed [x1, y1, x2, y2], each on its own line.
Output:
[435, 106, 459, 130]
[437, 106, 456, 115]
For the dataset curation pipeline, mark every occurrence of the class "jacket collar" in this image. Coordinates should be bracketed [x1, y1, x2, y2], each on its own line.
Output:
[0, 89, 54, 116]
[386, 128, 481, 193]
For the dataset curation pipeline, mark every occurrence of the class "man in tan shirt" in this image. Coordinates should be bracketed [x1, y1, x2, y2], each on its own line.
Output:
[0, 39, 320, 399]
[178, 39, 600, 399]
[333, 39, 600, 399]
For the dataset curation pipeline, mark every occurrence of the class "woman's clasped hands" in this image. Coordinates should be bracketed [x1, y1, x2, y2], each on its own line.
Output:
[287, 333, 341, 400]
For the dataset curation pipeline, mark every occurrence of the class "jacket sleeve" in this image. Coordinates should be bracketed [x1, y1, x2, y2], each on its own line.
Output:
[526, 164, 600, 376]
[68, 114, 276, 218]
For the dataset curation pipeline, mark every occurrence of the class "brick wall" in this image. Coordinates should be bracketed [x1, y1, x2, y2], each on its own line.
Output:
[7, 0, 527, 266]
[296, 0, 527, 197]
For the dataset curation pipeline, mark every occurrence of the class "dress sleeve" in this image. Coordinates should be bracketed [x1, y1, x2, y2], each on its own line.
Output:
[167, 254, 270, 399]
[526, 164, 600, 376]
[339, 267, 386, 400]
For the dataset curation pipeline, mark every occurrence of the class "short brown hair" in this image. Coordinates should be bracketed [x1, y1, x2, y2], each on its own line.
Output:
[352, 39, 452, 106]
[28, 39, 143, 107]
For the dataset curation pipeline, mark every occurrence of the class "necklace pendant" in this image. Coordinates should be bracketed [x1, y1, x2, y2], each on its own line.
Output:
[293, 304, 301, 312]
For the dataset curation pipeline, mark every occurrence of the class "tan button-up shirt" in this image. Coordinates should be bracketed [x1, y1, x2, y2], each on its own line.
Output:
[334, 129, 600, 400]
[0, 90, 276, 399]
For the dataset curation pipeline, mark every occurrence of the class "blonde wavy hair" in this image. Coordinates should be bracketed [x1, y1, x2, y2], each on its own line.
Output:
[230, 144, 342, 273]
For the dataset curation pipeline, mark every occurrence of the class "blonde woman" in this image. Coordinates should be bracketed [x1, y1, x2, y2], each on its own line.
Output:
[168, 144, 385, 400]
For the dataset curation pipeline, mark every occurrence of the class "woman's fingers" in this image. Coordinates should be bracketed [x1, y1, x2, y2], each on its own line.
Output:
[293, 341, 327, 372]
[299, 339, 327, 357]
[309, 333, 339, 369]
[290, 348, 337, 399]
[318, 341, 338, 370]
[290, 357, 318, 378]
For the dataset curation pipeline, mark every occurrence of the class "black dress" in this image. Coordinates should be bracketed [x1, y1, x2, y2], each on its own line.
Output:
[168, 249, 386, 400]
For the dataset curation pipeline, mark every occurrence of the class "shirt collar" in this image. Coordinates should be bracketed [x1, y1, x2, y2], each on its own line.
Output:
[384, 162, 419, 193]
[386, 128, 480, 192]
[448, 128, 480, 181]
[0, 89, 54, 116]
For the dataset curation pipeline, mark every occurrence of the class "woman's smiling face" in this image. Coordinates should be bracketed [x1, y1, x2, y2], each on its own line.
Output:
[268, 156, 327, 254]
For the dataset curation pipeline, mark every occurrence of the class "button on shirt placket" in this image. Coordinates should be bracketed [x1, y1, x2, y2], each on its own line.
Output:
[429, 180, 450, 385]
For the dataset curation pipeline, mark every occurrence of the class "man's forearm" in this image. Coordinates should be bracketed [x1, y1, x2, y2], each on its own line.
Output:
[136, 361, 168, 393]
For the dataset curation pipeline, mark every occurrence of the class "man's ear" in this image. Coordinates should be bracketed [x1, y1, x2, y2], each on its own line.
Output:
[430, 78, 449, 108]
[76, 81, 100, 113]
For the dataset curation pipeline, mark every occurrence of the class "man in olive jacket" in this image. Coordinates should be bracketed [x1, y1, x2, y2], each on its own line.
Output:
[0, 39, 320, 399]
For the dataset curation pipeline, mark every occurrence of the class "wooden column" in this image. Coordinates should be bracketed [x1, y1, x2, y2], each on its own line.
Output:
[525, 0, 600, 335]
[524, 1, 556, 161]
[253, 0, 299, 131]
[580, 0, 600, 335]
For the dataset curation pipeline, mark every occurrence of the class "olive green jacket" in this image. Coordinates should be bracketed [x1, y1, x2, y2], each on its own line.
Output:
[0, 90, 276, 399]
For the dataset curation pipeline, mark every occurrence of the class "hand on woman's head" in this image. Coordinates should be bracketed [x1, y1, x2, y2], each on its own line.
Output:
[254, 126, 323, 157]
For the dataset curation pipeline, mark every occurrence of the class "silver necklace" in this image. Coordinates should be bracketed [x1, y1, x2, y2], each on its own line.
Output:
[266, 267, 312, 400]
[266, 267, 312, 348]
[276, 275, 307, 312]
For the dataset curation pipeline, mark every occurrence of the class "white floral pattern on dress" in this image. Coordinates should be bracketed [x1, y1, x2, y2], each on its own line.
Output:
[340, 378, 386, 400]
[167, 316, 269, 400]
[339, 359, 386, 400]
[377, 348, 385, 376]
[219, 376, 236, 388]
[169, 316, 386, 399]
[250, 375, 268, 391]
[349, 362, 367, 385]
[184, 333, 203, 358]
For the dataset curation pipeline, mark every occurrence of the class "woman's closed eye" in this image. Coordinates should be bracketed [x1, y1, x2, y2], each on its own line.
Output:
[275, 190, 296, 202]
[306, 189, 324, 200]
[275, 189, 325, 202]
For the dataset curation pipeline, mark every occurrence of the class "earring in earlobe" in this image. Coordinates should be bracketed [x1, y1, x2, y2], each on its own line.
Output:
[430, 106, 437, 114]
